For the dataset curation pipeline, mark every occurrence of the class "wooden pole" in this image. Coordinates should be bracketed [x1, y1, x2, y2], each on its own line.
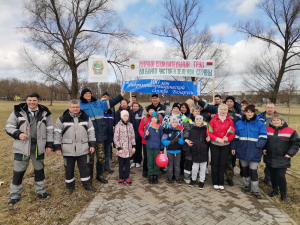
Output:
[212, 78, 215, 104]
[129, 77, 132, 104]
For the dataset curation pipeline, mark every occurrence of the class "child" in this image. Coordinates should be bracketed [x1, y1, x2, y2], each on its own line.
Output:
[114, 110, 136, 185]
[187, 115, 210, 189]
[144, 112, 164, 184]
[162, 116, 185, 184]
[53, 99, 97, 195]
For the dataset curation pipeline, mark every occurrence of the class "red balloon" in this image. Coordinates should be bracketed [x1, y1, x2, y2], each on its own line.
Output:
[156, 153, 169, 167]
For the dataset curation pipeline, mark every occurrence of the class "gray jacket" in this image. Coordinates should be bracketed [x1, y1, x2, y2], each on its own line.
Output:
[53, 110, 96, 157]
[5, 103, 54, 156]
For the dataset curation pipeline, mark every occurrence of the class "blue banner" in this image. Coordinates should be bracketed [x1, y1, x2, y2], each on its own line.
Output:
[121, 79, 201, 96]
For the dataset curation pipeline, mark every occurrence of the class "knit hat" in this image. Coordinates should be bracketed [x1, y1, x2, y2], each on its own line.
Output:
[147, 104, 156, 112]
[225, 96, 235, 103]
[195, 115, 203, 122]
[169, 116, 179, 124]
[121, 110, 129, 118]
[172, 102, 181, 110]
[102, 91, 109, 97]
[81, 88, 92, 97]
[151, 112, 158, 118]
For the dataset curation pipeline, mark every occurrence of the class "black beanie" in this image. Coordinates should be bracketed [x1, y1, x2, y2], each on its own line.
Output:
[172, 102, 181, 110]
[102, 91, 109, 97]
[225, 96, 235, 103]
[81, 88, 92, 98]
[147, 104, 156, 112]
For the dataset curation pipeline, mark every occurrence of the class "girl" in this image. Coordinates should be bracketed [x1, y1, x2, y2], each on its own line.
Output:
[187, 115, 210, 189]
[144, 112, 164, 184]
[263, 114, 300, 203]
[114, 110, 136, 185]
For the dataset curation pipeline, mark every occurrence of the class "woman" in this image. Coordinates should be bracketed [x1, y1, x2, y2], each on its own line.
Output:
[131, 102, 143, 168]
[263, 114, 300, 203]
[114, 99, 135, 126]
[180, 103, 191, 117]
[138, 105, 162, 178]
[162, 103, 183, 129]
[208, 104, 235, 190]
[231, 105, 267, 199]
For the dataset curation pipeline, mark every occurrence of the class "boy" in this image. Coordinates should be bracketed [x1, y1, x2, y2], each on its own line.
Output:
[162, 116, 185, 184]
[53, 99, 97, 194]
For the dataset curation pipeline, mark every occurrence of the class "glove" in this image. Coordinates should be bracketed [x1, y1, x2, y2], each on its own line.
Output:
[174, 137, 179, 143]
[169, 140, 175, 145]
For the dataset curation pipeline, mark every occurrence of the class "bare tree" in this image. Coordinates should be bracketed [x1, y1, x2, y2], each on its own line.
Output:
[20, 0, 135, 98]
[148, 0, 230, 92]
[235, 0, 300, 103]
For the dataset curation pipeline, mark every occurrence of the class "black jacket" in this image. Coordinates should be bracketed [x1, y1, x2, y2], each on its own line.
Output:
[187, 125, 208, 163]
[264, 123, 300, 168]
[114, 107, 136, 128]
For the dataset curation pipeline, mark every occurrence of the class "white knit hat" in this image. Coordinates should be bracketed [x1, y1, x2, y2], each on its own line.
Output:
[121, 110, 129, 118]
[170, 116, 179, 123]
[195, 115, 203, 122]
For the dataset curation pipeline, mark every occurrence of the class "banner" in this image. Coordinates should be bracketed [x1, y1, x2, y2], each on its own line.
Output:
[121, 79, 201, 96]
[88, 56, 108, 82]
[129, 59, 214, 79]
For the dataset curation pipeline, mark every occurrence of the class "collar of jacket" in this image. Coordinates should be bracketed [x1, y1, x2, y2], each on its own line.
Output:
[242, 114, 257, 122]
[79, 96, 97, 103]
[215, 113, 231, 121]
[192, 124, 206, 130]
[62, 109, 86, 118]
[14, 103, 51, 116]
[269, 122, 288, 130]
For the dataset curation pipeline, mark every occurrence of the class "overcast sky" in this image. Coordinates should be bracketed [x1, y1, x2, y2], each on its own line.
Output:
[0, 0, 271, 91]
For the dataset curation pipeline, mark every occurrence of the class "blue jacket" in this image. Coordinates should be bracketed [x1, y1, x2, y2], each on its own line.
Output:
[132, 108, 143, 140]
[231, 114, 268, 162]
[144, 124, 164, 150]
[161, 126, 185, 154]
[79, 94, 123, 142]
[198, 100, 242, 123]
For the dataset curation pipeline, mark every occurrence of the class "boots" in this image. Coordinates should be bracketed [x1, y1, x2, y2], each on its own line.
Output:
[267, 189, 278, 197]
[142, 171, 148, 178]
[89, 164, 94, 184]
[153, 175, 158, 184]
[96, 162, 108, 183]
[149, 175, 153, 184]
[281, 193, 290, 204]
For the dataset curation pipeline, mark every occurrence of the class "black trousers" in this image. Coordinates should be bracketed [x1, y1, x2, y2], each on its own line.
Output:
[264, 166, 272, 183]
[210, 144, 230, 185]
[118, 157, 130, 180]
[64, 154, 91, 189]
[142, 144, 148, 172]
[267, 166, 287, 194]
[132, 140, 143, 164]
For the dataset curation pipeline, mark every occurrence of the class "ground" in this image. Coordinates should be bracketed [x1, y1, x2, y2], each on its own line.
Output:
[0, 101, 299, 225]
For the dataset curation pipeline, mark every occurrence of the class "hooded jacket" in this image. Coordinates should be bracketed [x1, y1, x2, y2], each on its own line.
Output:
[231, 114, 267, 162]
[53, 110, 96, 157]
[114, 120, 136, 158]
[144, 123, 164, 150]
[264, 123, 300, 168]
[79, 94, 123, 143]
[138, 115, 163, 145]
[187, 125, 208, 163]
[5, 103, 54, 156]
[161, 126, 185, 153]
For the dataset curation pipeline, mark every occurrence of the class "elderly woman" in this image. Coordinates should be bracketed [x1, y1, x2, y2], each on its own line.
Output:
[208, 104, 235, 190]
[231, 105, 267, 199]
[263, 114, 300, 204]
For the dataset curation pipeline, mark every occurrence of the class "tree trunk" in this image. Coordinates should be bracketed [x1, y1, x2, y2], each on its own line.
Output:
[70, 67, 78, 99]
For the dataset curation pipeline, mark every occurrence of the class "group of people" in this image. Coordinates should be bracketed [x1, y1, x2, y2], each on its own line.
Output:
[5, 90, 299, 207]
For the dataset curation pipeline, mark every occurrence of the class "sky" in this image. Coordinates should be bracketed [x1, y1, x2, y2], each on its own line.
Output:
[0, 0, 272, 92]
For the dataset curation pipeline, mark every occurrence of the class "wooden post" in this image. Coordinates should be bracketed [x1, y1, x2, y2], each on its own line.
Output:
[212, 78, 215, 104]
[129, 77, 132, 103]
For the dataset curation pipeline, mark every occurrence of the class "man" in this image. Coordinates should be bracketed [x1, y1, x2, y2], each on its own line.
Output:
[79, 88, 125, 184]
[53, 100, 97, 195]
[102, 91, 115, 173]
[193, 95, 242, 186]
[258, 102, 284, 186]
[6, 93, 54, 206]
[142, 94, 170, 119]
[241, 100, 249, 113]
[214, 95, 222, 106]
[128, 94, 143, 110]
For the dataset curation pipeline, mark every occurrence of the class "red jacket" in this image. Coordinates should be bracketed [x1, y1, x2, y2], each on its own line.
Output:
[208, 113, 235, 143]
[138, 116, 162, 144]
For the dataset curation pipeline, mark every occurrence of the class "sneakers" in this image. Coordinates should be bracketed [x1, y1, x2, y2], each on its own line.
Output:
[8, 199, 19, 207]
[118, 179, 124, 184]
[166, 179, 172, 184]
[189, 180, 196, 187]
[206, 170, 209, 175]
[227, 179, 234, 186]
[176, 179, 182, 185]
[136, 163, 141, 168]
[199, 182, 204, 190]
[130, 163, 136, 168]
[84, 186, 97, 192]
[124, 179, 132, 185]
[218, 185, 225, 190]
[37, 192, 50, 199]
[66, 188, 74, 195]
[213, 185, 219, 189]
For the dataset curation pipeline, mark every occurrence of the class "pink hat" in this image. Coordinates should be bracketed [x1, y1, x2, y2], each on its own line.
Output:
[121, 110, 129, 118]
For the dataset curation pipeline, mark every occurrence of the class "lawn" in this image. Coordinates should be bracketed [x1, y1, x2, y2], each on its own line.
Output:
[0, 101, 299, 224]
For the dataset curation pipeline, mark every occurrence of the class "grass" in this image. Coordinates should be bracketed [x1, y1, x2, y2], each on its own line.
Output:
[0, 101, 299, 224]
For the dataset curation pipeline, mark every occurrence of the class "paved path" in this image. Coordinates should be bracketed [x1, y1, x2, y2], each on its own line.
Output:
[71, 166, 296, 225]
